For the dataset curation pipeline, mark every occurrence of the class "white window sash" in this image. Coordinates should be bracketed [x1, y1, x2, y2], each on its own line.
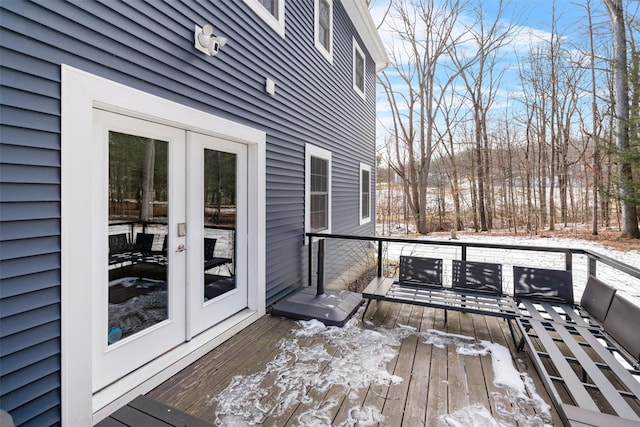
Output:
[305, 144, 332, 239]
[359, 163, 371, 224]
[314, 0, 333, 62]
[352, 38, 366, 99]
[242, 0, 286, 38]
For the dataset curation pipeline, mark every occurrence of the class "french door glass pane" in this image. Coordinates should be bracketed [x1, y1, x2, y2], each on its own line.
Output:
[107, 132, 169, 344]
[203, 149, 237, 301]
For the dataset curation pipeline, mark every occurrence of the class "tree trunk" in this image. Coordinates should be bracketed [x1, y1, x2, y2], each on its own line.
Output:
[604, 0, 640, 238]
[475, 121, 488, 231]
[140, 138, 155, 222]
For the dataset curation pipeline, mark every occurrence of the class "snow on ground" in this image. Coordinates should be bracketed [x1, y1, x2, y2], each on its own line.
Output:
[382, 234, 640, 306]
[213, 316, 551, 427]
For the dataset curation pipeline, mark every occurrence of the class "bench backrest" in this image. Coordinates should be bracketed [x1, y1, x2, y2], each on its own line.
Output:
[452, 260, 503, 294]
[399, 256, 442, 286]
[580, 276, 616, 323]
[161, 234, 168, 255]
[109, 233, 129, 255]
[204, 238, 217, 261]
[603, 294, 640, 362]
[513, 266, 574, 304]
[134, 232, 155, 253]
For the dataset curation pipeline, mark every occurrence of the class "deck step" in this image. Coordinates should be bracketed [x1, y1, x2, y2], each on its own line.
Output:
[95, 395, 212, 427]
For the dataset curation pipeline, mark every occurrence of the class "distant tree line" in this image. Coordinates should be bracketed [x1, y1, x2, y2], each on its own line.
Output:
[376, 0, 640, 238]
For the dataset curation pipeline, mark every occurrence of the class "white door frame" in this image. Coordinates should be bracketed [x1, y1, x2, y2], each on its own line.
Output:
[61, 65, 266, 426]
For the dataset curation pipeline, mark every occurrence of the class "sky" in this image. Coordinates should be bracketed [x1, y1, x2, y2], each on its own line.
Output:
[368, 0, 620, 151]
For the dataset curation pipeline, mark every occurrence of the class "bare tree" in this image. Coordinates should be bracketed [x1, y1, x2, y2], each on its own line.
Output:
[603, 0, 640, 238]
[379, 0, 466, 234]
[435, 86, 469, 231]
[584, 0, 604, 234]
[450, 0, 519, 231]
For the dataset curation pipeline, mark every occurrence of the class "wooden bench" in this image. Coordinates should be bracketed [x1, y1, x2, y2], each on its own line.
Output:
[514, 268, 640, 426]
[362, 256, 519, 346]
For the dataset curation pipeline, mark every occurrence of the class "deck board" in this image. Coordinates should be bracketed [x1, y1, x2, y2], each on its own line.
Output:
[447, 312, 472, 415]
[147, 301, 560, 426]
[402, 305, 433, 426]
[425, 308, 449, 425]
[381, 304, 421, 424]
[95, 395, 211, 427]
[161, 316, 292, 418]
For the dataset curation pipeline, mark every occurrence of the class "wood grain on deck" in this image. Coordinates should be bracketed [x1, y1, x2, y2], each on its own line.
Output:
[148, 302, 561, 426]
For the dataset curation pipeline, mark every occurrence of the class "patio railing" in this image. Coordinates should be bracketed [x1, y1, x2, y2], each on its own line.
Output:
[306, 233, 640, 302]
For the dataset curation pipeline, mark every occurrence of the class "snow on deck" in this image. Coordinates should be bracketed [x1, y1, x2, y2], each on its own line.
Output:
[149, 302, 561, 426]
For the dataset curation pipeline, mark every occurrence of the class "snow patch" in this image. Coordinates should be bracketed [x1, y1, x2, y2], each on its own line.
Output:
[214, 316, 551, 426]
[441, 404, 505, 427]
[214, 316, 403, 425]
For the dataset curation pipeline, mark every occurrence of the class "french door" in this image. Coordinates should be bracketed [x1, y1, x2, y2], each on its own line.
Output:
[93, 110, 247, 391]
[186, 132, 247, 338]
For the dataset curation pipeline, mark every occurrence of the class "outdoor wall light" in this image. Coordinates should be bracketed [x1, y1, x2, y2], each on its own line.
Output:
[194, 24, 227, 57]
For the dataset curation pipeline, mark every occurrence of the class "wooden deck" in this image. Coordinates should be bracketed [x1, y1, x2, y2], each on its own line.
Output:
[147, 301, 562, 426]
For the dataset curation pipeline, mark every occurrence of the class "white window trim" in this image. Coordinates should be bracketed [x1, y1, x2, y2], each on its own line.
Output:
[314, 0, 333, 63]
[305, 143, 332, 240]
[242, 0, 286, 38]
[359, 163, 372, 225]
[61, 65, 266, 426]
[352, 38, 366, 100]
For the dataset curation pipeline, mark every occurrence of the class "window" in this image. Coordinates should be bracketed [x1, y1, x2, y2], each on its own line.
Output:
[306, 144, 332, 235]
[314, 0, 333, 62]
[360, 163, 371, 224]
[243, 0, 285, 37]
[353, 38, 366, 99]
[259, 0, 278, 15]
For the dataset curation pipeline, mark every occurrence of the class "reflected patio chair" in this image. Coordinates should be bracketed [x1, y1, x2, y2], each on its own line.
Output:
[203, 238, 232, 271]
[108, 233, 131, 265]
[133, 233, 155, 255]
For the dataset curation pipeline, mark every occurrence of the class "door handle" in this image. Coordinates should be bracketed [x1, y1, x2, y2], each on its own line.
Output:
[175, 244, 186, 253]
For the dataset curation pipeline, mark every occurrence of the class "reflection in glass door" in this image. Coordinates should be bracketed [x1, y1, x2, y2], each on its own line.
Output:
[93, 110, 186, 392]
[187, 132, 247, 338]
[93, 112, 248, 389]
[202, 149, 237, 301]
[108, 133, 169, 343]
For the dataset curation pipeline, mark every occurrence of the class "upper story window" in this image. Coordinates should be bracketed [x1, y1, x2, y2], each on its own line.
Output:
[360, 163, 371, 224]
[353, 38, 366, 99]
[306, 144, 332, 235]
[243, 0, 285, 38]
[314, 0, 333, 62]
[259, 0, 278, 15]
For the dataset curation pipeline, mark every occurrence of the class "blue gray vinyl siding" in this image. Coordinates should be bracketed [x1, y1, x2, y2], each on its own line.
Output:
[0, 1, 377, 424]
